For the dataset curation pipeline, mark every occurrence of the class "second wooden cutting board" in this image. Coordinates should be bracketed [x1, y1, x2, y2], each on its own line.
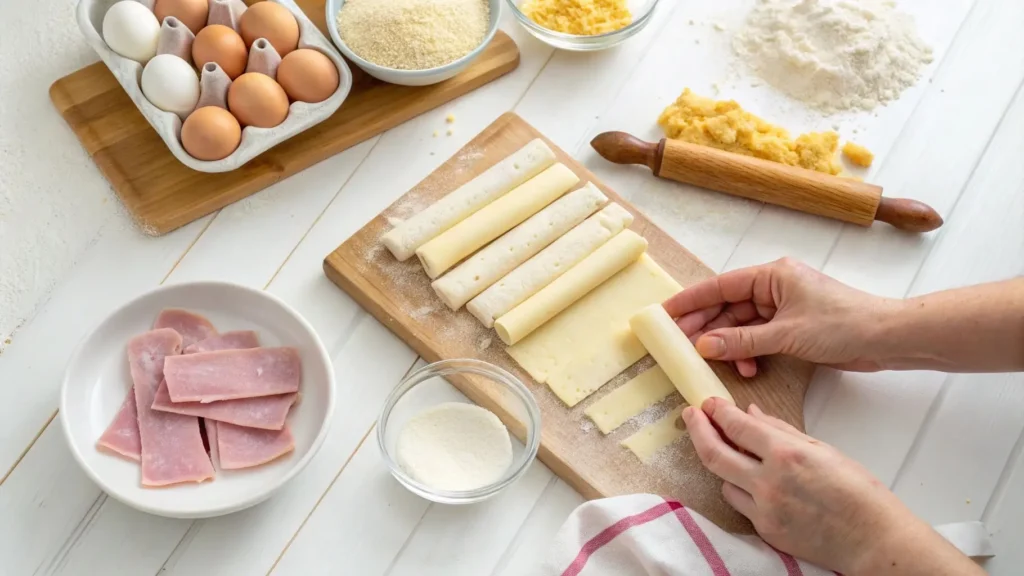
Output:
[324, 112, 814, 532]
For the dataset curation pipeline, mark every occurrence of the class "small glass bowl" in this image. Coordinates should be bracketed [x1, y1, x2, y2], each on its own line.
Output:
[506, 0, 660, 51]
[377, 359, 541, 504]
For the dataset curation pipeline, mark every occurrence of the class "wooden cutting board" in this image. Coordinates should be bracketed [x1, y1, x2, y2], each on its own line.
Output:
[324, 113, 814, 532]
[49, 0, 519, 236]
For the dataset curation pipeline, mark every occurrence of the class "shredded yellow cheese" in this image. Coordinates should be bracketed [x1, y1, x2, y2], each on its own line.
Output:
[658, 88, 845, 175]
[520, 0, 632, 36]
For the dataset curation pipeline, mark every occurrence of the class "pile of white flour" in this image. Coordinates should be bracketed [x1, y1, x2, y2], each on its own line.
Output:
[733, 0, 934, 113]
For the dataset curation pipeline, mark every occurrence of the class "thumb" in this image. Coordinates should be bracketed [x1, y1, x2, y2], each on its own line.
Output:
[695, 324, 784, 361]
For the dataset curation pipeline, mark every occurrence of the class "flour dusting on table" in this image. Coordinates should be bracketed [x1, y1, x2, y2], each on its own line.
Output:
[0, 0, 134, 347]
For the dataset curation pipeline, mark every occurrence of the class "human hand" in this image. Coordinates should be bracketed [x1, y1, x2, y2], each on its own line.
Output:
[664, 257, 897, 377]
[683, 399, 983, 576]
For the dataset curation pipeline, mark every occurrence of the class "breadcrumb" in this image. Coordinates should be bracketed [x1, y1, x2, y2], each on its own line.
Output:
[520, 0, 631, 35]
[842, 141, 875, 167]
[658, 88, 843, 175]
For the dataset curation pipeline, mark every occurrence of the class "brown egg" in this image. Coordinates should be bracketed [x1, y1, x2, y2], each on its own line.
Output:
[181, 106, 242, 161]
[192, 24, 248, 79]
[239, 2, 299, 57]
[276, 49, 339, 103]
[228, 73, 289, 128]
[154, 0, 209, 34]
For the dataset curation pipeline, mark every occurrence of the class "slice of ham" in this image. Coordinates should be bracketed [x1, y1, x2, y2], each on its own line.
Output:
[184, 330, 260, 354]
[217, 421, 295, 470]
[151, 382, 296, 430]
[98, 319, 245, 462]
[129, 328, 214, 487]
[206, 419, 221, 469]
[154, 309, 217, 349]
[153, 329, 295, 429]
[164, 347, 302, 403]
[96, 390, 141, 461]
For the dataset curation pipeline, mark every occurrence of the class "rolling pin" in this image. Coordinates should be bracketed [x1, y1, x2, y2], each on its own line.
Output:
[590, 131, 943, 232]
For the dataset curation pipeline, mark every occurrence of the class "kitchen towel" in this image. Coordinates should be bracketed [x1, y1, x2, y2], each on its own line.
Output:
[536, 494, 993, 575]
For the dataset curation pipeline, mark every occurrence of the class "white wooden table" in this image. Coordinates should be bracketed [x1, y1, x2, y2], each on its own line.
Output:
[2, 0, 1023, 573]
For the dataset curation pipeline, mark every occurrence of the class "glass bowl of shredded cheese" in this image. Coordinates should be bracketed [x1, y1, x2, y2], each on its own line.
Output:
[377, 359, 542, 504]
[507, 0, 659, 51]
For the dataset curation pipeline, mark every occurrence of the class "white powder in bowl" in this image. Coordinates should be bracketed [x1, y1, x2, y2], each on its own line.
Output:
[395, 401, 513, 491]
[337, 0, 489, 70]
[733, 0, 934, 113]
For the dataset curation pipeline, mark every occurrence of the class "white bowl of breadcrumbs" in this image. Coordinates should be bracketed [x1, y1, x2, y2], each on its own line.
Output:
[327, 0, 501, 86]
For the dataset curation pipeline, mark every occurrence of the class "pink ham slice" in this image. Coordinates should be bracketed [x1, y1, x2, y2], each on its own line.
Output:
[217, 421, 295, 470]
[184, 330, 259, 354]
[154, 309, 217, 349]
[151, 382, 296, 430]
[129, 328, 214, 487]
[96, 390, 141, 461]
[206, 419, 221, 469]
[153, 329, 294, 429]
[98, 320, 242, 463]
[164, 347, 302, 403]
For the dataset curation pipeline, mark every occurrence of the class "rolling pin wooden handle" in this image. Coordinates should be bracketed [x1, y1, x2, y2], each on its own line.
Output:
[589, 131, 662, 172]
[874, 197, 944, 233]
[590, 131, 943, 233]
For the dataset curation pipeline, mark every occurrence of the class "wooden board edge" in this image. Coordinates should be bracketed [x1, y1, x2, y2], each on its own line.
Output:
[49, 78, 74, 117]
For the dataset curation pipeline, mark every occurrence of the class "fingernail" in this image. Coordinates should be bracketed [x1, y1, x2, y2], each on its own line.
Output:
[697, 335, 726, 358]
[681, 406, 694, 423]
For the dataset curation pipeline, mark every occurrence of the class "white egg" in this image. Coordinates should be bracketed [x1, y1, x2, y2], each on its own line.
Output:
[141, 54, 200, 117]
[102, 1, 161, 63]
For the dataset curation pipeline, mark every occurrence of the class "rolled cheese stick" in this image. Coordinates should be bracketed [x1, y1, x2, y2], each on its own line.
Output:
[416, 163, 579, 279]
[468, 202, 634, 328]
[494, 229, 647, 345]
[628, 303, 735, 407]
[432, 183, 608, 310]
[382, 139, 556, 261]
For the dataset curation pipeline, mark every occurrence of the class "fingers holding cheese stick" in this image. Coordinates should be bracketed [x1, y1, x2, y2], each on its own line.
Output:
[628, 303, 735, 407]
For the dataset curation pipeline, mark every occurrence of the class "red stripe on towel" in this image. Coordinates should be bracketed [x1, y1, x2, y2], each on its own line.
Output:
[774, 549, 804, 576]
[668, 499, 731, 576]
[562, 500, 684, 576]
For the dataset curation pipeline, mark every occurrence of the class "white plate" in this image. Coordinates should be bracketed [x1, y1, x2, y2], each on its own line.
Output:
[60, 282, 335, 518]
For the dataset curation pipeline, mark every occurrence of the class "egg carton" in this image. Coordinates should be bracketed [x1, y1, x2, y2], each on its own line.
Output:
[77, 0, 353, 173]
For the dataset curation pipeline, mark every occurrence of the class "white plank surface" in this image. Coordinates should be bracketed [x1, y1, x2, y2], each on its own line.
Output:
[2, 0, 1024, 574]
[491, 479, 585, 576]
[0, 219, 207, 479]
[889, 84, 1024, 524]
